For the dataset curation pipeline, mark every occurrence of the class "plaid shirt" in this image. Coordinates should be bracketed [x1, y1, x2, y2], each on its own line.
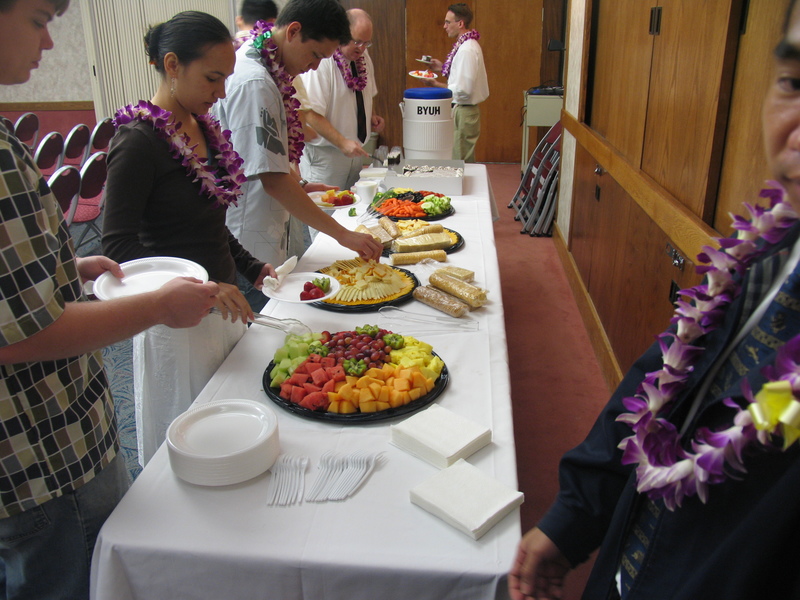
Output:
[0, 124, 117, 518]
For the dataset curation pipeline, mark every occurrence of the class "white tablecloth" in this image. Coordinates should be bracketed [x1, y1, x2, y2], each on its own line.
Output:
[91, 164, 519, 600]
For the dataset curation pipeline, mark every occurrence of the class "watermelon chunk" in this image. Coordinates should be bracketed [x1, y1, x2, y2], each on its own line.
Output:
[279, 382, 294, 399]
[303, 382, 322, 394]
[320, 356, 336, 369]
[321, 379, 336, 394]
[325, 365, 346, 382]
[287, 372, 310, 386]
[299, 391, 329, 411]
[310, 367, 330, 387]
[290, 385, 308, 404]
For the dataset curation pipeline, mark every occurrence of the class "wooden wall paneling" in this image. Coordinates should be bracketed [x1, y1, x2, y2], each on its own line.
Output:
[341, 0, 407, 150]
[641, 0, 743, 223]
[713, 0, 789, 237]
[569, 142, 600, 285]
[607, 201, 678, 372]
[587, 169, 632, 334]
[586, 0, 653, 166]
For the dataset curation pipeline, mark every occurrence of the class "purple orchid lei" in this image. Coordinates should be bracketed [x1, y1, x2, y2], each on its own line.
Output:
[250, 20, 305, 164]
[618, 181, 800, 510]
[442, 30, 480, 78]
[332, 49, 367, 92]
[113, 100, 246, 208]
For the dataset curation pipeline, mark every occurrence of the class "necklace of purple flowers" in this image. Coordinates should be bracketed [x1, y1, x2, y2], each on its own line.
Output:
[250, 20, 304, 164]
[113, 101, 246, 208]
[442, 30, 480, 78]
[619, 181, 800, 510]
[332, 49, 367, 92]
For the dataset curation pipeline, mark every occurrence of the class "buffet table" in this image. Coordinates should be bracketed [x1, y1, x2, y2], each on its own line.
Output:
[90, 164, 520, 600]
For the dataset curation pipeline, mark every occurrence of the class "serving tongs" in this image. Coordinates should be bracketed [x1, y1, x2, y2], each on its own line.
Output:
[377, 306, 479, 332]
[210, 308, 312, 336]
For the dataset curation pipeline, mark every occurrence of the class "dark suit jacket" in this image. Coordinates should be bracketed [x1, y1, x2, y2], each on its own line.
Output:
[538, 222, 800, 599]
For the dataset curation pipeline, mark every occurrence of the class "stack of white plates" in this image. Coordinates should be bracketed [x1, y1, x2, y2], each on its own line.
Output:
[166, 399, 280, 486]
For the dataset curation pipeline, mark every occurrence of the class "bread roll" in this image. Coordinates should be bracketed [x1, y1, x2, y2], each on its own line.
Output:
[378, 217, 401, 239]
[412, 286, 470, 317]
[429, 272, 487, 308]
[389, 250, 447, 265]
[398, 224, 444, 239]
[435, 266, 475, 282]
[391, 232, 453, 253]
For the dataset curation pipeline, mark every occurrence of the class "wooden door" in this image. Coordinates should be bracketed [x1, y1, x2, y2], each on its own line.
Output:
[641, 0, 742, 222]
[587, 0, 654, 165]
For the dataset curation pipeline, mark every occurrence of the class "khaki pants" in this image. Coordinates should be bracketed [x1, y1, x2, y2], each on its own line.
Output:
[452, 104, 480, 163]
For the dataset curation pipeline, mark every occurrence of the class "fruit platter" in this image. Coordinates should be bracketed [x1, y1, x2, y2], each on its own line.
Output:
[262, 325, 448, 423]
[311, 258, 418, 311]
[309, 190, 360, 208]
[369, 188, 454, 221]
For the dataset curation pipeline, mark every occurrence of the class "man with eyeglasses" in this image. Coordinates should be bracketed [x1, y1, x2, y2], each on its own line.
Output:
[298, 8, 385, 190]
[427, 3, 488, 163]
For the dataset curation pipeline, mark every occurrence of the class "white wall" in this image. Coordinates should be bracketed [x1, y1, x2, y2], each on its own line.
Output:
[0, 1, 92, 102]
[555, 0, 588, 242]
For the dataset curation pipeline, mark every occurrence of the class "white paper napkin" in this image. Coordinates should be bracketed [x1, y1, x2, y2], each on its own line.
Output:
[261, 255, 298, 292]
[390, 404, 491, 468]
[410, 459, 524, 539]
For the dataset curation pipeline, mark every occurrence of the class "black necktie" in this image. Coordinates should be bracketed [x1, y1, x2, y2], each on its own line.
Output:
[351, 61, 367, 143]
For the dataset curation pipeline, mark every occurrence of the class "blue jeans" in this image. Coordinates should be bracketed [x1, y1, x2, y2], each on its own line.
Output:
[0, 454, 129, 600]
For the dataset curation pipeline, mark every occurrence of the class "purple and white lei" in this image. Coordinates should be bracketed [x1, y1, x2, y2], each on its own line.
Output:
[332, 49, 367, 91]
[250, 20, 305, 164]
[618, 182, 800, 510]
[442, 30, 480, 78]
[113, 100, 246, 207]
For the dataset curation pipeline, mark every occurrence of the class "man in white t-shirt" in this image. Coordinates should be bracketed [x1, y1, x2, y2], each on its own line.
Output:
[298, 8, 385, 190]
[428, 3, 489, 163]
[212, 0, 382, 309]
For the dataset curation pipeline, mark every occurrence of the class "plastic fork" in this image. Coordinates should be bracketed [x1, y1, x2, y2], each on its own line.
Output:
[378, 306, 479, 331]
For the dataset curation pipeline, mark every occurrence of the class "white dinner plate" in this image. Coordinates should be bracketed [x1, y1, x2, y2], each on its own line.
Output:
[93, 257, 208, 301]
[261, 272, 341, 304]
[409, 70, 438, 80]
[166, 399, 280, 486]
[308, 190, 362, 209]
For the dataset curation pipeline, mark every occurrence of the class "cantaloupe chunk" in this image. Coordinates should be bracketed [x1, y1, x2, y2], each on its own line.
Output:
[359, 386, 375, 404]
[328, 400, 341, 413]
[360, 400, 377, 413]
[393, 377, 411, 392]
[327, 391, 341, 403]
[409, 387, 422, 401]
[346, 376, 359, 386]
[378, 386, 390, 404]
[388, 392, 404, 408]
[339, 400, 357, 414]
[376, 401, 390, 411]
[338, 383, 355, 402]
[399, 391, 412, 405]
[334, 380, 347, 392]
[364, 367, 385, 380]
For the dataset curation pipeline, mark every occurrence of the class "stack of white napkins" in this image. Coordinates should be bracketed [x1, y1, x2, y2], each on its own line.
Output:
[261, 255, 298, 292]
[390, 404, 492, 468]
[410, 459, 524, 539]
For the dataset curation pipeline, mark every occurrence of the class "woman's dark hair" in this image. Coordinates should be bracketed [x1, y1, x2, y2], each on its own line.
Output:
[0, 0, 69, 14]
[145, 11, 232, 75]
[276, 0, 350, 45]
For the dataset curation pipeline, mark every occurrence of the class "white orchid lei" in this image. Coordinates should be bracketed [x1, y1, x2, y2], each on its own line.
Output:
[332, 48, 367, 91]
[113, 100, 246, 208]
[250, 20, 305, 164]
[442, 30, 480, 78]
[618, 182, 800, 510]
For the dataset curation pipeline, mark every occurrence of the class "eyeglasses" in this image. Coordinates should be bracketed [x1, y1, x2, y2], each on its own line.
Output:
[351, 40, 372, 49]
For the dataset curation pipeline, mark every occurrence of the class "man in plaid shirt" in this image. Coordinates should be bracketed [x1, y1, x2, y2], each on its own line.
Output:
[0, 1, 221, 597]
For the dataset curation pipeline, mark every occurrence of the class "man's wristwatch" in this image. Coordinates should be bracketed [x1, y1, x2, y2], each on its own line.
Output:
[298, 178, 308, 188]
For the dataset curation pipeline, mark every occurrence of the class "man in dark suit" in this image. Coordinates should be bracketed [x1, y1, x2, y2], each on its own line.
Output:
[509, 1, 800, 598]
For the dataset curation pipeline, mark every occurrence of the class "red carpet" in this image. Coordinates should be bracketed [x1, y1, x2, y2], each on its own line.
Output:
[488, 162, 609, 598]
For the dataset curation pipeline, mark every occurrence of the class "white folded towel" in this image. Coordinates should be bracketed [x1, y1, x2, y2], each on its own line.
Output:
[410, 459, 524, 539]
[390, 404, 491, 468]
[261, 255, 298, 292]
